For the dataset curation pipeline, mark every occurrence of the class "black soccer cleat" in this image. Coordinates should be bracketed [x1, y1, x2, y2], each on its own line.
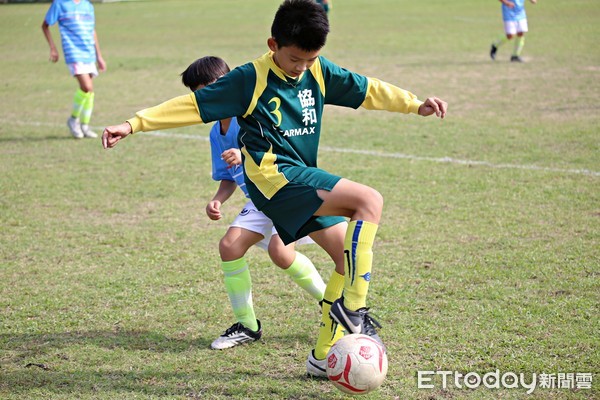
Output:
[490, 44, 498, 60]
[329, 297, 383, 346]
[510, 55, 524, 63]
[210, 320, 262, 350]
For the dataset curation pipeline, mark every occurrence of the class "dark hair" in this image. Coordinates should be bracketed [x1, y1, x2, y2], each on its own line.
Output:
[271, 0, 329, 52]
[180, 56, 230, 90]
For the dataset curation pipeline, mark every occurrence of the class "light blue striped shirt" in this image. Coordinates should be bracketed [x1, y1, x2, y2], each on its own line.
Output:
[45, 0, 96, 64]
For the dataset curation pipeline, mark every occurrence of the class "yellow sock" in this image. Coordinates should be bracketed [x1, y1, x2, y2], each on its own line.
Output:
[493, 34, 509, 48]
[313, 271, 345, 359]
[80, 91, 94, 125]
[513, 36, 525, 56]
[71, 88, 87, 119]
[282, 252, 325, 302]
[343, 220, 378, 311]
[222, 258, 258, 332]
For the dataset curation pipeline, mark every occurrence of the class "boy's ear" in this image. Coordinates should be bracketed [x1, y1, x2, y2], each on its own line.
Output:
[267, 37, 278, 52]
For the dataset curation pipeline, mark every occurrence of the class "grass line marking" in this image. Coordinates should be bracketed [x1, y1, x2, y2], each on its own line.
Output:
[141, 131, 600, 178]
[3, 118, 598, 177]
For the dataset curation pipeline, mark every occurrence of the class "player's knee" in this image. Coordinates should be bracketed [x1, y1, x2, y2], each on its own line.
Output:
[267, 246, 295, 268]
[268, 252, 289, 269]
[363, 187, 384, 219]
[219, 236, 242, 260]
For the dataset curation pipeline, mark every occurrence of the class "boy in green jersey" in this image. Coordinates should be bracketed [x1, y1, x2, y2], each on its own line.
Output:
[102, 0, 447, 377]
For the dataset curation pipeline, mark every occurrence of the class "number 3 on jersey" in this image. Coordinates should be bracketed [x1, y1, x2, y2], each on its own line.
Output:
[269, 97, 282, 127]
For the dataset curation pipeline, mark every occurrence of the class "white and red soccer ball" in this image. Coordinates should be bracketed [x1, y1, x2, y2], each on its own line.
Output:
[326, 334, 388, 395]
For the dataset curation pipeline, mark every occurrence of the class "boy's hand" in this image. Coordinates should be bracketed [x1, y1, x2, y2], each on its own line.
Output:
[221, 148, 242, 167]
[418, 97, 448, 119]
[102, 122, 132, 149]
[206, 200, 222, 220]
[49, 48, 59, 63]
[97, 56, 107, 73]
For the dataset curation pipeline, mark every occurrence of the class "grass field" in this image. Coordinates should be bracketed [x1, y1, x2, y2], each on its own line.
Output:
[1, 0, 598, 399]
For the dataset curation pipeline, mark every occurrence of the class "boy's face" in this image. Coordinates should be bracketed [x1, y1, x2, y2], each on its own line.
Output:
[268, 38, 321, 78]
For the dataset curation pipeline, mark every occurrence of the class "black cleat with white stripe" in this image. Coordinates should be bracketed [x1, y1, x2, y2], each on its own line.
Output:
[210, 320, 262, 350]
[329, 297, 383, 346]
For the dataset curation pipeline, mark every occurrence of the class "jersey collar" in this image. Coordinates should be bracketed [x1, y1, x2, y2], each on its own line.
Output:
[266, 51, 305, 83]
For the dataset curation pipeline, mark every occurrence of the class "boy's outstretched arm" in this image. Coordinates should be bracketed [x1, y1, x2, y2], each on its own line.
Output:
[102, 93, 203, 149]
[360, 78, 447, 119]
[418, 97, 448, 119]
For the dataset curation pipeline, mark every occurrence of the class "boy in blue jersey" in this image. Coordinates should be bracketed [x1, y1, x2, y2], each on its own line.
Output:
[102, 0, 447, 377]
[181, 56, 331, 350]
[490, 0, 537, 62]
[42, 0, 106, 139]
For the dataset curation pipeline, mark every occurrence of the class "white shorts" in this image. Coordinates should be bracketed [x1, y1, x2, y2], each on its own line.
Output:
[504, 19, 528, 35]
[231, 200, 314, 251]
[68, 62, 98, 77]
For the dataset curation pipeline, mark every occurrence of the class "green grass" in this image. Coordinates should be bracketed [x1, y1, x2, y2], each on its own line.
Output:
[1, 0, 598, 399]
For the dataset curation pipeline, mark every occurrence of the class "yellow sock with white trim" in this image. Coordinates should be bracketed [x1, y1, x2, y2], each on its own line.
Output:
[71, 88, 87, 119]
[513, 36, 525, 57]
[80, 91, 94, 125]
[314, 271, 345, 359]
[343, 220, 378, 311]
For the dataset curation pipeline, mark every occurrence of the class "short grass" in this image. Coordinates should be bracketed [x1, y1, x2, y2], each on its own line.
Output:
[0, 0, 598, 399]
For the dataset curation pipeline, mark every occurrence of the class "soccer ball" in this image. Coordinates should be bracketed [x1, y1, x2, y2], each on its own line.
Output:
[326, 334, 388, 395]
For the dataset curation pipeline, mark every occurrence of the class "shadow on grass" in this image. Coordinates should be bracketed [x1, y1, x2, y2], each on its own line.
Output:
[0, 135, 75, 143]
[1, 368, 335, 399]
[1, 330, 334, 399]
[1, 330, 212, 356]
[1, 329, 313, 356]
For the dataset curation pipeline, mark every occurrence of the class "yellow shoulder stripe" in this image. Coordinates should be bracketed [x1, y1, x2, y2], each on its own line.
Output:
[245, 53, 272, 117]
[308, 57, 325, 97]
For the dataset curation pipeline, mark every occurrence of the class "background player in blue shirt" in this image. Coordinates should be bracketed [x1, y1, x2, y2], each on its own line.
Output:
[490, 0, 538, 62]
[181, 56, 331, 350]
[42, 0, 106, 138]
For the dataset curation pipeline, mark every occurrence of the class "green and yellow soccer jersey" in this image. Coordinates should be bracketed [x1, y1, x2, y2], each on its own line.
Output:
[127, 52, 423, 208]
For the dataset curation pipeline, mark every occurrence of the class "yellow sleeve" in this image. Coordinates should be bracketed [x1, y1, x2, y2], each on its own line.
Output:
[126, 93, 204, 133]
[361, 77, 423, 115]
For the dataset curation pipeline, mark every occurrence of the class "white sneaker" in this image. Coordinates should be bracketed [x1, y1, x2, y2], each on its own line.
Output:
[81, 124, 98, 138]
[306, 349, 328, 378]
[67, 117, 84, 139]
[210, 320, 262, 350]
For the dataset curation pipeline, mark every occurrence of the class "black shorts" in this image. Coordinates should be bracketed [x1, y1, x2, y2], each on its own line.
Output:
[258, 166, 346, 244]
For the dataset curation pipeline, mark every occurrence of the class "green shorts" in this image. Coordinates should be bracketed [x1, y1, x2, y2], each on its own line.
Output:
[258, 166, 346, 244]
